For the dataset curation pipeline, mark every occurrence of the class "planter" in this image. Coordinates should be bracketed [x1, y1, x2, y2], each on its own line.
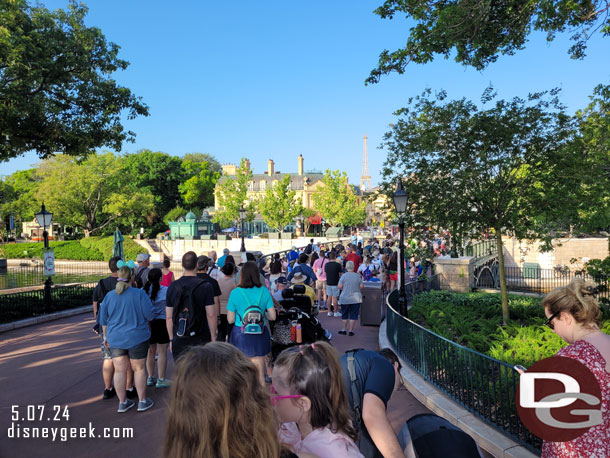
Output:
[280, 232, 293, 240]
[268, 232, 280, 240]
[217, 234, 228, 241]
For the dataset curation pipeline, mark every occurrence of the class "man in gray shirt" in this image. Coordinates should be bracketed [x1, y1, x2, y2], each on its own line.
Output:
[338, 260, 363, 336]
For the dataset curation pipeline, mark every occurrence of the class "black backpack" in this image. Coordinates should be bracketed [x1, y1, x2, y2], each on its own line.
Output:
[345, 348, 366, 425]
[174, 279, 207, 338]
[134, 267, 148, 288]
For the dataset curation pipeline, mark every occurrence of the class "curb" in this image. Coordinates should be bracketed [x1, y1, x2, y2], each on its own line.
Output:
[379, 319, 538, 458]
[0, 305, 91, 333]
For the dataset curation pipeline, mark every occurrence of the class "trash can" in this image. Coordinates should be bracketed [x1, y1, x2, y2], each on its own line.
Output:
[360, 281, 384, 326]
[523, 262, 540, 279]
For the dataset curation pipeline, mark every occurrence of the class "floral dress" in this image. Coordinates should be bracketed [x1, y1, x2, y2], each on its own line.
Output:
[542, 340, 610, 458]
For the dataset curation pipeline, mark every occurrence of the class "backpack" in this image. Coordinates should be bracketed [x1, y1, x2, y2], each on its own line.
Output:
[237, 288, 266, 334]
[361, 265, 373, 281]
[345, 348, 365, 425]
[175, 279, 207, 338]
[134, 267, 147, 288]
[304, 243, 313, 255]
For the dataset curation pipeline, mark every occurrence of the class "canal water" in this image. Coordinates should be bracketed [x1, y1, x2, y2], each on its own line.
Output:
[0, 266, 107, 290]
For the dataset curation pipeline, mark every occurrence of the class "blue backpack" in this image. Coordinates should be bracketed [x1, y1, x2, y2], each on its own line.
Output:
[237, 288, 266, 334]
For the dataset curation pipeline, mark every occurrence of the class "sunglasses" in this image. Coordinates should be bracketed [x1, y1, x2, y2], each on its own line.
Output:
[270, 384, 303, 406]
[545, 310, 561, 330]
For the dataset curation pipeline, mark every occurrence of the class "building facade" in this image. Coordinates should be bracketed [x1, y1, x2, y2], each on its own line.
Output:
[214, 155, 325, 211]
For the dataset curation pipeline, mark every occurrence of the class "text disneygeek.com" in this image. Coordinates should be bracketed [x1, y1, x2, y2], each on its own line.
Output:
[8, 405, 133, 442]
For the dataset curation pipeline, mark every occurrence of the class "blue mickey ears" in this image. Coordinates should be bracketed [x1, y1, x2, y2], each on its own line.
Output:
[117, 260, 136, 270]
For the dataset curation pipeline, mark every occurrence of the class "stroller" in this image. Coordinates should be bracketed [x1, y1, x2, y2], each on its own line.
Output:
[270, 286, 331, 360]
[398, 414, 484, 458]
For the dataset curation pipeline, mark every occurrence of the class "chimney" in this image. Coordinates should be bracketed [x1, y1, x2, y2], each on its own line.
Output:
[268, 159, 274, 176]
[243, 159, 251, 170]
[298, 154, 304, 176]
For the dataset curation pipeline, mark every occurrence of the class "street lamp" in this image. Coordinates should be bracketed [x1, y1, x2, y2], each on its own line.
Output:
[239, 206, 246, 252]
[392, 180, 409, 317]
[35, 203, 53, 310]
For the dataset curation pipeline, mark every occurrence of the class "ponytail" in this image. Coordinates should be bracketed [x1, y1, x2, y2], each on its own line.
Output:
[275, 341, 358, 441]
[115, 266, 132, 295]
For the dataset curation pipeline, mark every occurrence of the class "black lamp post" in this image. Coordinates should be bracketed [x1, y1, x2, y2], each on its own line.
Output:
[239, 207, 246, 252]
[35, 203, 53, 310]
[392, 180, 409, 317]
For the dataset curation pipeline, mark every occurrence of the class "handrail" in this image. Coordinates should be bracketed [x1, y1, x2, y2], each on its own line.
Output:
[465, 239, 498, 259]
[385, 289, 541, 454]
[259, 239, 350, 262]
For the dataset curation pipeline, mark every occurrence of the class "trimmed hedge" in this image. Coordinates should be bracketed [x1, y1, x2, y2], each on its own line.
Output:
[4, 236, 147, 261]
[409, 290, 610, 367]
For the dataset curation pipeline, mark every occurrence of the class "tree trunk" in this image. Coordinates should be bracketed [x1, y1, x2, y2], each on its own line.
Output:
[495, 229, 509, 324]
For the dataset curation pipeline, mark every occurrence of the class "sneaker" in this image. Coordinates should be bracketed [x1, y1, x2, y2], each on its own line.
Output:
[334, 312, 342, 317]
[155, 378, 171, 388]
[126, 388, 138, 399]
[349, 331, 355, 336]
[103, 387, 116, 400]
[117, 399, 135, 413]
[137, 398, 154, 412]
[327, 311, 333, 317]
[146, 376, 156, 387]
[338, 330, 347, 335]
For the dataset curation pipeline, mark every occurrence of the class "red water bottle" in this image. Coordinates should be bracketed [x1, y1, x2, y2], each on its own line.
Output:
[290, 321, 297, 342]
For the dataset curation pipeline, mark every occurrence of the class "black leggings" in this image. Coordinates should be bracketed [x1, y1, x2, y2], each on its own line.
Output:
[217, 314, 234, 343]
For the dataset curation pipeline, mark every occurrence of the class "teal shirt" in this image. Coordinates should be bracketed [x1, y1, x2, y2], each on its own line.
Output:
[227, 286, 274, 326]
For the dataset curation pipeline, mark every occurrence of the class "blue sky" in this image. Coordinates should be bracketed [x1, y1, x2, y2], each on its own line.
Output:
[3, 1, 609, 186]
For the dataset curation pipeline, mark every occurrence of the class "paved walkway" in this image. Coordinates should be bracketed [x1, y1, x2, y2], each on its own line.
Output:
[0, 310, 429, 458]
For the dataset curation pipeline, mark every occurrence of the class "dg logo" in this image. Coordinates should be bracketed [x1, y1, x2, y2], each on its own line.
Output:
[516, 356, 603, 442]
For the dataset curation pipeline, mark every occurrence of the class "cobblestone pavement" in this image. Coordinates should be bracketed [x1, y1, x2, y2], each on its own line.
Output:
[0, 310, 429, 458]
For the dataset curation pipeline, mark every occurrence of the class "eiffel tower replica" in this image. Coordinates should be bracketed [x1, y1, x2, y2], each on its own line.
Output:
[360, 134, 372, 192]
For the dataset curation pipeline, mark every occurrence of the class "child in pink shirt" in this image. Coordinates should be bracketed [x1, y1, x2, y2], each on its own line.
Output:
[272, 342, 364, 458]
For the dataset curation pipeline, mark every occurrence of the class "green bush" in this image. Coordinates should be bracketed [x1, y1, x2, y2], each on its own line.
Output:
[409, 290, 609, 367]
[4, 236, 147, 261]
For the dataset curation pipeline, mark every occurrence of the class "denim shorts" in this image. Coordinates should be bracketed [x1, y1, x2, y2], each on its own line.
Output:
[326, 285, 340, 297]
[110, 339, 149, 360]
[340, 303, 361, 321]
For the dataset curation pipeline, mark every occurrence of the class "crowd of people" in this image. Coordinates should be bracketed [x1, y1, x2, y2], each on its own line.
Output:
[90, 231, 610, 457]
[91, 236, 415, 456]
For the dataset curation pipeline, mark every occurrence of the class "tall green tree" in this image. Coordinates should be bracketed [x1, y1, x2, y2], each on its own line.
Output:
[182, 153, 222, 174]
[213, 158, 255, 228]
[312, 170, 367, 228]
[122, 150, 183, 219]
[36, 153, 154, 236]
[179, 159, 220, 209]
[0, 0, 148, 161]
[0, 169, 41, 226]
[258, 174, 303, 232]
[367, 0, 610, 82]
[381, 88, 576, 323]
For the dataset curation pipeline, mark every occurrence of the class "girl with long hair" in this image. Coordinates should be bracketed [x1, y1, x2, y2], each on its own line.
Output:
[273, 342, 363, 457]
[143, 268, 171, 388]
[227, 261, 277, 384]
[164, 343, 314, 458]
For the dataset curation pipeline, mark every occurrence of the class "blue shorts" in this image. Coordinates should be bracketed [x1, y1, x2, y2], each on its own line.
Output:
[326, 285, 340, 298]
[340, 303, 361, 321]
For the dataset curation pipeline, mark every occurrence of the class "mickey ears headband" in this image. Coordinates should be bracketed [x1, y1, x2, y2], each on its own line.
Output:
[117, 260, 136, 270]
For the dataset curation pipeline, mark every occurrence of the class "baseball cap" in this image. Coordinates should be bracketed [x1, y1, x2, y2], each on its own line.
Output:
[276, 277, 288, 285]
[136, 253, 150, 262]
